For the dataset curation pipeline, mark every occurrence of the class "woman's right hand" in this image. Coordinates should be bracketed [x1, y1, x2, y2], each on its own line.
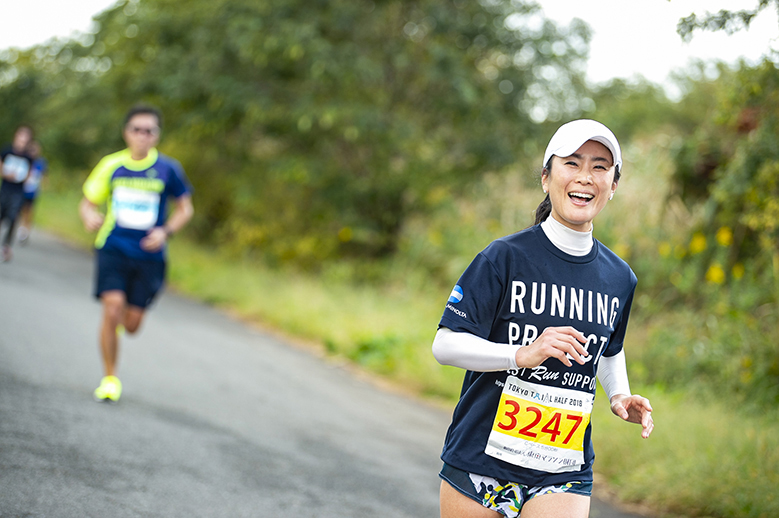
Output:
[515, 326, 589, 368]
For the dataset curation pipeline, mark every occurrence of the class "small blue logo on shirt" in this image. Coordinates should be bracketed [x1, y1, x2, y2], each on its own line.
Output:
[448, 285, 464, 304]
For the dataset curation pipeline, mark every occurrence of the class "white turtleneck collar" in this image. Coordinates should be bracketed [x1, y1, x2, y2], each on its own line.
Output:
[540, 216, 593, 256]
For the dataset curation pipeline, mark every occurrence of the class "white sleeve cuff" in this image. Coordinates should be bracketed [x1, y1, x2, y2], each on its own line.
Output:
[432, 327, 518, 372]
[597, 350, 631, 401]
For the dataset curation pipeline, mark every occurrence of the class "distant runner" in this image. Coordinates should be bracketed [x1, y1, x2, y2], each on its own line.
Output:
[18, 140, 48, 245]
[79, 105, 194, 403]
[0, 125, 34, 262]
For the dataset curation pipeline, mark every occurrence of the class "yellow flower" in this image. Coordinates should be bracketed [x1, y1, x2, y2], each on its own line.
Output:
[705, 263, 726, 284]
[338, 226, 353, 242]
[613, 243, 630, 259]
[732, 263, 745, 280]
[658, 242, 672, 258]
[716, 226, 733, 247]
[689, 232, 707, 254]
[428, 229, 443, 247]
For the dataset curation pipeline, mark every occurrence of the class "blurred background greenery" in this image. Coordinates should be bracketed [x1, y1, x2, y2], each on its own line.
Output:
[3, 1, 779, 516]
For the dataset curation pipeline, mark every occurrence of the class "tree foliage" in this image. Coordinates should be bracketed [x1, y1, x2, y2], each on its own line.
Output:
[1, 0, 591, 264]
[583, 77, 679, 143]
[671, 60, 779, 298]
[659, 59, 779, 409]
[669, 0, 779, 301]
[677, 0, 773, 41]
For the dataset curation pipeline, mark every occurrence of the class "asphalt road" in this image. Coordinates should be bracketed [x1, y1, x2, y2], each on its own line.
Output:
[0, 231, 647, 517]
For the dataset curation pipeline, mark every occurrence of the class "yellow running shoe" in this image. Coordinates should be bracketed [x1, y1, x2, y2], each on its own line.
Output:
[93, 375, 122, 402]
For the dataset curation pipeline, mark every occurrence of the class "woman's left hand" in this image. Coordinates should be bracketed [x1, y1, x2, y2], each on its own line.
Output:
[610, 394, 654, 438]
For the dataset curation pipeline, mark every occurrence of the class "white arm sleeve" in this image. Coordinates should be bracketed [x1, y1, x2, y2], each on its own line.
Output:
[597, 349, 631, 401]
[432, 327, 519, 372]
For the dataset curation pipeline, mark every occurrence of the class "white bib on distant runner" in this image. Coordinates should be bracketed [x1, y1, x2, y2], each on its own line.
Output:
[485, 375, 594, 473]
[23, 169, 42, 193]
[112, 186, 160, 230]
[2, 155, 30, 183]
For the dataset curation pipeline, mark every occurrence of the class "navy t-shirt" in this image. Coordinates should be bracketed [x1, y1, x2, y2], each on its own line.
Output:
[439, 224, 637, 486]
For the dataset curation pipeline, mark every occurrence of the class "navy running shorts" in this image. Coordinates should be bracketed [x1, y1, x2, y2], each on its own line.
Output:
[439, 463, 592, 517]
[94, 248, 166, 308]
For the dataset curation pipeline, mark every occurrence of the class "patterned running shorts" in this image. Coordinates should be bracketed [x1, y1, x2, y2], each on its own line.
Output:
[439, 463, 592, 518]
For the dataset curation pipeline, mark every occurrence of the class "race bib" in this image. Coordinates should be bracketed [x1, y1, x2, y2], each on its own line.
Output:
[112, 186, 160, 230]
[485, 376, 593, 473]
[24, 170, 41, 193]
[2, 155, 30, 183]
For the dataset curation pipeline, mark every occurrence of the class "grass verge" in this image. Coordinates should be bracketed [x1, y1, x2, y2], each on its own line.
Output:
[591, 387, 779, 517]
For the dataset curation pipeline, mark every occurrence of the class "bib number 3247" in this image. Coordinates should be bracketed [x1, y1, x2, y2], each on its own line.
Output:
[485, 376, 593, 473]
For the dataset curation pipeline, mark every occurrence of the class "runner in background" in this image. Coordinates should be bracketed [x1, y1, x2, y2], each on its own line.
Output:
[0, 125, 34, 262]
[79, 105, 194, 403]
[432, 119, 653, 518]
[17, 140, 47, 245]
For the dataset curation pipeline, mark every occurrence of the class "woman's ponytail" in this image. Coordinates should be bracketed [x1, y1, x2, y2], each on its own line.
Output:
[533, 158, 554, 225]
[533, 194, 552, 225]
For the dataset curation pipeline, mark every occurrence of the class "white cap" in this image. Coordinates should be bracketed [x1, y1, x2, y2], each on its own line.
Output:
[542, 119, 622, 172]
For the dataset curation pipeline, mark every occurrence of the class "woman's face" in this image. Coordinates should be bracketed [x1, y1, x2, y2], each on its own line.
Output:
[541, 139, 618, 232]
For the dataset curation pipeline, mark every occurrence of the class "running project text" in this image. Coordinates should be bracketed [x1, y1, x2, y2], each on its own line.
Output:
[506, 280, 623, 375]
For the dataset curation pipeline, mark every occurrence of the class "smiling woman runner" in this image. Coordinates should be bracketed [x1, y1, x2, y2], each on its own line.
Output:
[432, 119, 653, 518]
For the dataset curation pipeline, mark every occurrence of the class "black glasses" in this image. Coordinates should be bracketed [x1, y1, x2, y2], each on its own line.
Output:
[128, 126, 160, 136]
